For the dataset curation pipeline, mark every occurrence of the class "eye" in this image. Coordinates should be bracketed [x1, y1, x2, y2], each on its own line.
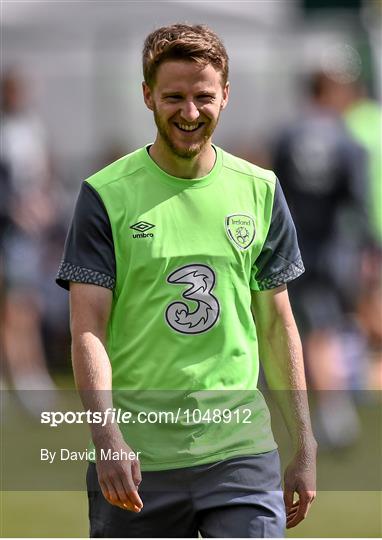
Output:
[198, 94, 215, 103]
[164, 95, 182, 102]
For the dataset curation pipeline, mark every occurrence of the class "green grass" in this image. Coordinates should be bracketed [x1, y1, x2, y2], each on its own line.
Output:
[1, 490, 381, 537]
[1, 491, 88, 537]
[287, 491, 381, 538]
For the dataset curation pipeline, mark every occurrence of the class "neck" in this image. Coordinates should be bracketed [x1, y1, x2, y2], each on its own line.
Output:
[149, 137, 216, 179]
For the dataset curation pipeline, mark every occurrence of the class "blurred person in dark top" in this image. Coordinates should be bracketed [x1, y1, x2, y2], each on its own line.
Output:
[343, 81, 382, 389]
[0, 68, 59, 409]
[0, 161, 12, 384]
[0, 160, 12, 264]
[272, 71, 371, 448]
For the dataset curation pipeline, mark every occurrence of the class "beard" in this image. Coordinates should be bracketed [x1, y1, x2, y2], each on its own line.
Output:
[153, 105, 220, 159]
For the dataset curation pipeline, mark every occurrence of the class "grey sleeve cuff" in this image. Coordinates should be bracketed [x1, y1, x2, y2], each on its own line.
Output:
[257, 256, 305, 290]
[56, 261, 115, 290]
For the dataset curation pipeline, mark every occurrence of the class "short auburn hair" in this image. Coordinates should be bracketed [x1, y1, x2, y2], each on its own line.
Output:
[143, 23, 229, 88]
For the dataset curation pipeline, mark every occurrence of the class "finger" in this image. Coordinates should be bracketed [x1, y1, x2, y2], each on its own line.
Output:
[111, 474, 142, 513]
[287, 504, 299, 516]
[286, 503, 303, 528]
[111, 475, 131, 507]
[131, 460, 142, 487]
[286, 495, 312, 529]
[287, 501, 299, 513]
[101, 492, 138, 512]
[121, 500, 141, 512]
[111, 499, 132, 511]
[103, 480, 120, 507]
[287, 511, 307, 529]
[120, 469, 143, 510]
[127, 487, 143, 510]
[283, 490, 294, 513]
[287, 507, 307, 528]
[286, 506, 299, 520]
[99, 479, 111, 502]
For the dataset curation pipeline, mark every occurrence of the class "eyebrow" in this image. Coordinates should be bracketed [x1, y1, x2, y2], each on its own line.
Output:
[161, 90, 217, 96]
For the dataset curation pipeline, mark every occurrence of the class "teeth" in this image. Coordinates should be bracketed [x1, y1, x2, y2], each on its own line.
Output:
[178, 123, 199, 131]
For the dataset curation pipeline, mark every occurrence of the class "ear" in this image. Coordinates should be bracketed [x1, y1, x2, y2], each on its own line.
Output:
[142, 81, 154, 111]
[220, 81, 230, 110]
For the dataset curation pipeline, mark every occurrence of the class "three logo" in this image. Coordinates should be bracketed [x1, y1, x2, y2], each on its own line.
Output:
[165, 264, 220, 335]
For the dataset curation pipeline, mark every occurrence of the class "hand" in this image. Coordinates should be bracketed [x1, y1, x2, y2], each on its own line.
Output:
[283, 443, 317, 528]
[95, 438, 143, 513]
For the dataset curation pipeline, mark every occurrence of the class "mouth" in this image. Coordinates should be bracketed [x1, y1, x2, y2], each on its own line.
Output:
[174, 122, 204, 133]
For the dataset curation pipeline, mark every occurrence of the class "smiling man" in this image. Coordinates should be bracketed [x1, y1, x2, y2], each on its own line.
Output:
[56, 24, 316, 538]
[144, 59, 228, 170]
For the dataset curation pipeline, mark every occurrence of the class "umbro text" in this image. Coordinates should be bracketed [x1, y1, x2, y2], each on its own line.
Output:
[132, 232, 154, 239]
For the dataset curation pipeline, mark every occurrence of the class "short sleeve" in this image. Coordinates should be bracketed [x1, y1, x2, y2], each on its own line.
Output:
[56, 182, 116, 290]
[250, 178, 304, 291]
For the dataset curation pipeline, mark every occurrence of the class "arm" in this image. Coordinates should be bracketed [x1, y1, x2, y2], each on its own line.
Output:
[251, 284, 317, 529]
[70, 282, 143, 512]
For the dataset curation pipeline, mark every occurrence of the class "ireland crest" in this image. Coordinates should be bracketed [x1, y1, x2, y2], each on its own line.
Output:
[225, 214, 255, 250]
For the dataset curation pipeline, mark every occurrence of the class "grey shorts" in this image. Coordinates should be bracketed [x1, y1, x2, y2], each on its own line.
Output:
[87, 450, 286, 538]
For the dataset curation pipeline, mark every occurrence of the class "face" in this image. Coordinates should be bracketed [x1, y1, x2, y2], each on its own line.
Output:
[143, 60, 229, 159]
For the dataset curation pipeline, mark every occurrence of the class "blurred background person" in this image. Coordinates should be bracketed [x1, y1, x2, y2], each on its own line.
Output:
[342, 81, 382, 390]
[272, 71, 372, 449]
[0, 68, 65, 411]
[0, 160, 12, 384]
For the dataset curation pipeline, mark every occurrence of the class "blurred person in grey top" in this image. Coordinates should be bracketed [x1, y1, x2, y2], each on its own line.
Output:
[272, 71, 370, 449]
[0, 68, 58, 409]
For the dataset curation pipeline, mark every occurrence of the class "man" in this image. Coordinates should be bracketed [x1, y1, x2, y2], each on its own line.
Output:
[57, 24, 316, 538]
[272, 71, 369, 448]
[1, 69, 58, 413]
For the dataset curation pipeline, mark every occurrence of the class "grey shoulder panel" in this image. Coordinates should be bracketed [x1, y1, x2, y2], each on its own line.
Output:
[56, 182, 116, 290]
[253, 178, 304, 289]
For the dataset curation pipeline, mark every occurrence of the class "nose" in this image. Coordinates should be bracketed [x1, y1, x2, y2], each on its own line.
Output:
[180, 100, 200, 122]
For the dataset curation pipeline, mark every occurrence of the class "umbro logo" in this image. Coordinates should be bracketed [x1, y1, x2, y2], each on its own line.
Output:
[130, 221, 155, 232]
[130, 221, 155, 239]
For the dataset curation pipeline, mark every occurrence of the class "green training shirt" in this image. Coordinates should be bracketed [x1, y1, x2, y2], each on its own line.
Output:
[57, 145, 304, 470]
